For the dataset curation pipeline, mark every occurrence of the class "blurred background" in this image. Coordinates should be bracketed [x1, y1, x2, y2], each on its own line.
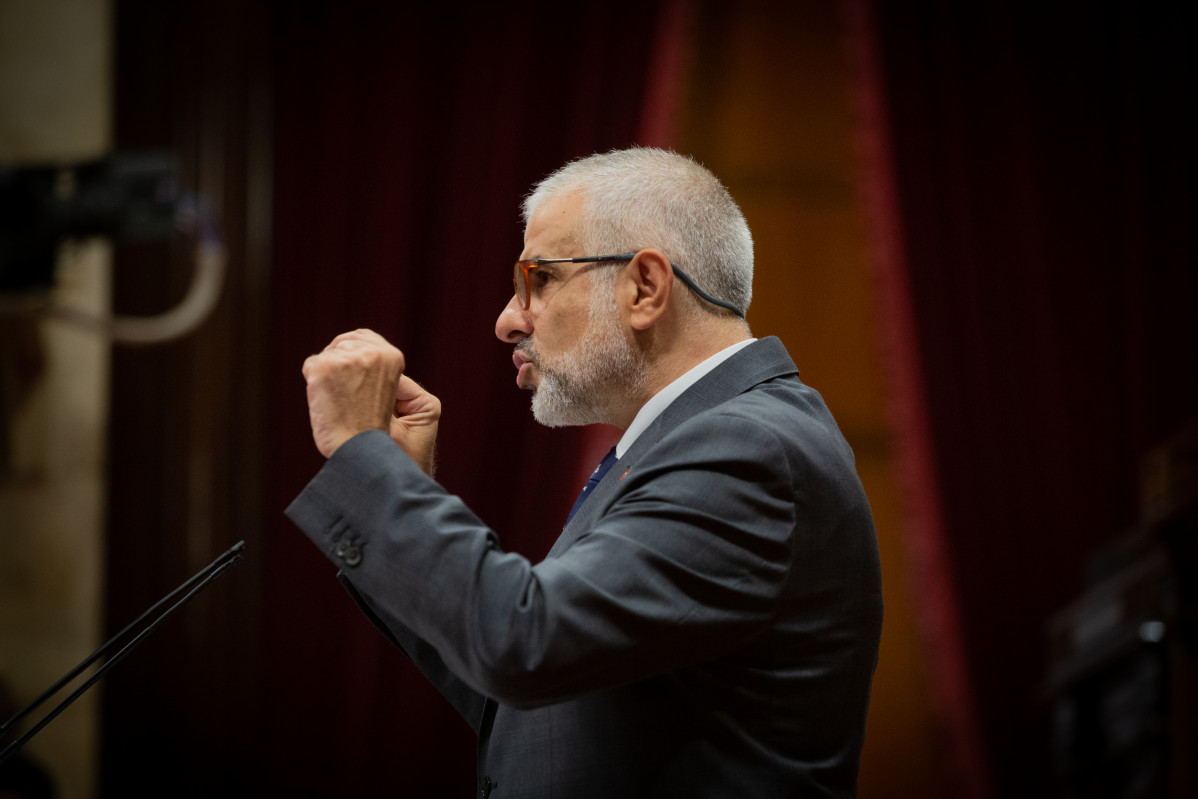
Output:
[1, 0, 1194, 797]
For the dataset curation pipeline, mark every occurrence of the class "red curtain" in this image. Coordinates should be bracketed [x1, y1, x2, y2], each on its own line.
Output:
[262, 2, 677, 793]
[850, 0, 1197, 794]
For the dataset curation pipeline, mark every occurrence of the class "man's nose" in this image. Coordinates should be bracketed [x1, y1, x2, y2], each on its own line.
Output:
[495, 295, 532, 343]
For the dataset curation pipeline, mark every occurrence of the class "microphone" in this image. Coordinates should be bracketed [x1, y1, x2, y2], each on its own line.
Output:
[0, 540, 246, 766]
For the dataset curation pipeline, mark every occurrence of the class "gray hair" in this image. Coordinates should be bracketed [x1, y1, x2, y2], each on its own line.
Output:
[523, 148, 753, 316]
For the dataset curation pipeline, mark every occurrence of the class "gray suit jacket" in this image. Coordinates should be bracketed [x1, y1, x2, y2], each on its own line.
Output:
[286, 336, 883, 798]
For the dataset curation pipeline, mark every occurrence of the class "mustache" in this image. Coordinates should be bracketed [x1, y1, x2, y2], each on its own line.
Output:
[516, 338, 538, 366]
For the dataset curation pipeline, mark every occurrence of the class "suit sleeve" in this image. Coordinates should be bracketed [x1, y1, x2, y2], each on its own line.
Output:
[285, 417, 797, 709]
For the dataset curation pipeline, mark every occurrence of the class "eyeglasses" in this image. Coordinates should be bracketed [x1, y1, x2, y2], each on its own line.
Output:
[512, 251, 745, 318]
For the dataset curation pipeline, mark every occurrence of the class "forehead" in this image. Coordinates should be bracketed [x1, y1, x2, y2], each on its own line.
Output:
[522, 192, 585, 257]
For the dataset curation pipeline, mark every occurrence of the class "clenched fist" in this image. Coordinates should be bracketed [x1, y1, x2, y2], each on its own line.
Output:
[302, 329, 440, 474]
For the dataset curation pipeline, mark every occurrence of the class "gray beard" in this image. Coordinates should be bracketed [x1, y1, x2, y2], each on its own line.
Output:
[524, 287, 645, 428]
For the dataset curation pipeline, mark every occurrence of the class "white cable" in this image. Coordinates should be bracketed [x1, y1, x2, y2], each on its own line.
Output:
[9, 192, 227, 346]
[45, 240, 225, 345]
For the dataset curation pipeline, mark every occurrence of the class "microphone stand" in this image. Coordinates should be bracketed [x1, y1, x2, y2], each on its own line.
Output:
[0, 540, 246, 766]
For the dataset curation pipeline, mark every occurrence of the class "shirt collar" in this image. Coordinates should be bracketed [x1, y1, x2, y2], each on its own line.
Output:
[615, 338, 756, 458]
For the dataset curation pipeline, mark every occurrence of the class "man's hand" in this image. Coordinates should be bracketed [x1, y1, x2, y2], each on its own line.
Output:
[302, 330, 440, 474]
[390, 373, 441, 476]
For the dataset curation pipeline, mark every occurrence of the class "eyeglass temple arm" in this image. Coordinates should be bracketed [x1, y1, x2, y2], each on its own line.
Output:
[669, 263, 745, 318]
[573, 254, 744, 318]
[519, 254, 744, 318]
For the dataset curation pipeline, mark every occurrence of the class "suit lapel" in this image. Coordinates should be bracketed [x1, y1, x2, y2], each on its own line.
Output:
[546, 337, 798, 558]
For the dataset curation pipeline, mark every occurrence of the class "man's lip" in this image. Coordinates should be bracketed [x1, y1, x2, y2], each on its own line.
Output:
[512, 349, 535, 389]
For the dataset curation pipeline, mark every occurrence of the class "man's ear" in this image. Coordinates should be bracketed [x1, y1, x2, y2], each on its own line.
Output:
[624, 248, 673, 331]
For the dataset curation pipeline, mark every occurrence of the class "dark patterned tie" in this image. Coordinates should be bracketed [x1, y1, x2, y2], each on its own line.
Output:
[566, 447, 618, 523]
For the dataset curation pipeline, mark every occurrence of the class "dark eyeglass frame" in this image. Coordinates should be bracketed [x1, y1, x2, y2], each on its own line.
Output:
[512, 252, 745, 318]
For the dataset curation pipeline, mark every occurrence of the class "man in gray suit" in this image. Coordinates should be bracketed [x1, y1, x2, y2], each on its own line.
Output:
[288, 148, 883, 797]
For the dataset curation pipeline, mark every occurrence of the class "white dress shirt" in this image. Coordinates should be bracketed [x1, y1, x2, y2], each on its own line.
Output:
[615, 338, 757, 458]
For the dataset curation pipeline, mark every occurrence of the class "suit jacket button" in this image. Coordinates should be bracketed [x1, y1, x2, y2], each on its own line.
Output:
[480, 776, 494, 797]
[341, 545, 362, 567]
